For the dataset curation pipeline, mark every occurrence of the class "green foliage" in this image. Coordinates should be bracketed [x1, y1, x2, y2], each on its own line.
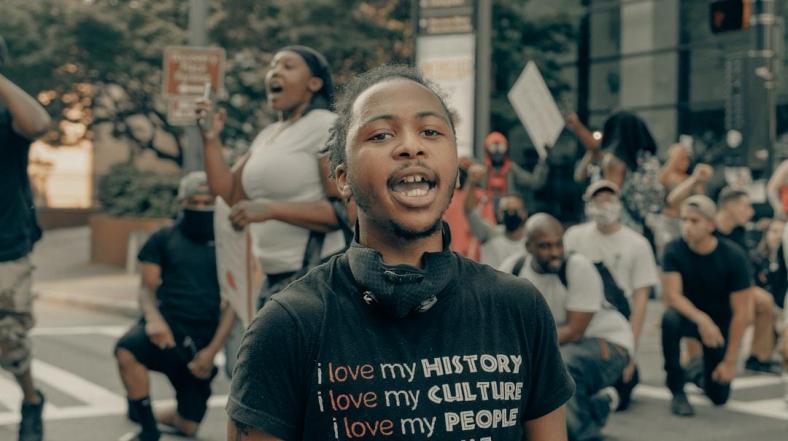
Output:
[490, 2, 577, 139]
[1, 0, 575, 162]
[97, 163, 179, 218]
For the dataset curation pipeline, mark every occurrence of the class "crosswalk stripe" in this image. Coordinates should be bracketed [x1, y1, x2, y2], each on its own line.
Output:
[635, 385, 788, 421]
[30, 325, 128, 337]
[0, 395, 229, 426]
[30, 359, 126, 409]
[0, 373, 23, 412]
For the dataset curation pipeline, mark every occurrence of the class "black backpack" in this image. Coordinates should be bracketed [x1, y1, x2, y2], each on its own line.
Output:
[510, 253, 631, 320]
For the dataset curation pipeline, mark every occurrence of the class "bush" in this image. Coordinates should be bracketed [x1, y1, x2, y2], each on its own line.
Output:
[97, 163, 180, 218]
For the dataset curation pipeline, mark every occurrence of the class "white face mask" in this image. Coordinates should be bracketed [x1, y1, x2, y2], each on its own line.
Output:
[586, 200, 622, 225]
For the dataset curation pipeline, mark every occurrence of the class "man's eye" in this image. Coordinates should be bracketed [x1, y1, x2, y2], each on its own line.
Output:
[422, 129, 442, 137]
[368, 132, 392, 141]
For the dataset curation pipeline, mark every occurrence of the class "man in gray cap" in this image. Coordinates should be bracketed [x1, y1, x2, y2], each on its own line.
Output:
[661, 195, 753, 416]
[114, 172, 236, 441]
[0, 34, 52, 441]
[564, 180, 659, 410]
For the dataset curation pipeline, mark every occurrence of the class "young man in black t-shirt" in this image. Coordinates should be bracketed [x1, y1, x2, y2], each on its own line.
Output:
[661, 195, 753, 417]
[114, 172, 236, 441]
[226, 66, 574, 441]
[715, 187, 779, 373]
[0, 36, 52, 441]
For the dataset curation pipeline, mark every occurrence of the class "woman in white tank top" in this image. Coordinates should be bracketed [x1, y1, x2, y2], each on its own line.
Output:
[197, 45, 345, 295]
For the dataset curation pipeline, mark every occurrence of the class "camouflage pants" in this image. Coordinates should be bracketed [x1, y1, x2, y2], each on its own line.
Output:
[0, 256, 35, 376]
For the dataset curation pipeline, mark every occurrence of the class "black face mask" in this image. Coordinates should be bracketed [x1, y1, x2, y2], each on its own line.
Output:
[489, 152, 506, 168]
[502, 210, 525, 232]
[345, 223, 457, 319]
[178, 208, 214, 242]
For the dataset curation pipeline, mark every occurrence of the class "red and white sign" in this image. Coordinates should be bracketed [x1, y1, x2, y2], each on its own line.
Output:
[163, 46, 225, 96]
[162, 46, 226, 125]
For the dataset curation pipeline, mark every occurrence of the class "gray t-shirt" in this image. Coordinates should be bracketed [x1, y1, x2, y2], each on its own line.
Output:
[500, 252, 634, 355]
[241, 109, 345, 274]
[466, 210, 525, 268]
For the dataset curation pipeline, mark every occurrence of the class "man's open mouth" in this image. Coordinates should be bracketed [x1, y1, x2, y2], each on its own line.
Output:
[390, 174, 436, 197]
[387, 169, 439, 208]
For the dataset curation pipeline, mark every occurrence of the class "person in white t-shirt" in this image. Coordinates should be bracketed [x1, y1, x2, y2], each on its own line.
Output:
[462, 163, 527, 268]
[500, 213, 633, 441]
[564, 179, 659, 410]
[197, 46, 346, 376]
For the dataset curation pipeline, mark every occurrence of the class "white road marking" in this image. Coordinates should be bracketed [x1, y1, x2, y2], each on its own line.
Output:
[635, 385, 788, 420]
[0, 373, 23, 412]
[30, 325, 128, 337]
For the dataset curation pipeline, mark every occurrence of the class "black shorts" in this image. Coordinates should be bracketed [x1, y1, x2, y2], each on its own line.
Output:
[114, 321, 217, 423]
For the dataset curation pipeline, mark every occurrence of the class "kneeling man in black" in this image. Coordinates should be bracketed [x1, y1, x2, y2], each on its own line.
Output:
[661, 195, 752, 416]
[115, 172, 236, 441]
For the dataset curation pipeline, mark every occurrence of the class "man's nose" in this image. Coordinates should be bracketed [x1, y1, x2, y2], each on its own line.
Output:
[394, 131, 426, 159]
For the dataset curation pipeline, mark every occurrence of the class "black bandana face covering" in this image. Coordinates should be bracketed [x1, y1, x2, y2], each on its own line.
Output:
[345, 223, 458, 319]
[178, 208, 215, 243]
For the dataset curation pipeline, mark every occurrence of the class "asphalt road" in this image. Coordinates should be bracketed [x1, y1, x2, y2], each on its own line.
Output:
[1, 300, 786, 441]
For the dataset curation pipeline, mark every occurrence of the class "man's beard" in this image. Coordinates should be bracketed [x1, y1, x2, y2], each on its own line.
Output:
[349, 174, 455, 241]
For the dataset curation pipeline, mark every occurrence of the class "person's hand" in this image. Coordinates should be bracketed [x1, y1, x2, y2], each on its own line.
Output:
[697, 315, 725, 348]
[195, 100, 226, 142]
[691, 163, 714, 183]
[188, 348, 216, 380]
[229, 200, 271, 231]
[145, 318, 176, 349]
[622, 359, 637, 383]
[467, 164, 487, 186]
[711, 360, 736, 384]
[564, 112, 581, 131]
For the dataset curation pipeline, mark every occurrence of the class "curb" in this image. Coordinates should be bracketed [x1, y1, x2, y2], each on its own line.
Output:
[36, 290, 139, 319]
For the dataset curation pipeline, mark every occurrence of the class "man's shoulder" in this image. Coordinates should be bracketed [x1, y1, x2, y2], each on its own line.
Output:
[715, 237, 748, 260]
[564, 222, 595, 241]
[458, 255, 544, 304]
[664, 237, 688, 255]
[616, 225, 652, 249]
[268, 256, 345, 321]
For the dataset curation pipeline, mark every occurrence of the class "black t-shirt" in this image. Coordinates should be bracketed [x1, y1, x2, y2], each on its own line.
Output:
[662, 238, 752, 329]
[715, 226, 747, 251]
[0, 109, 42, 262]
[227, 253, 574, 441]
[137, 225, 220, 344]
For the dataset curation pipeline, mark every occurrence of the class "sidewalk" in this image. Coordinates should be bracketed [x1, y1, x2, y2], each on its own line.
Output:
[31, 226, 139, 318]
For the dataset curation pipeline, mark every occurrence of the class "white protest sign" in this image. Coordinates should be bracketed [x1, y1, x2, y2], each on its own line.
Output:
[507, 61, 565, 159]
[214, 197, 262, 327]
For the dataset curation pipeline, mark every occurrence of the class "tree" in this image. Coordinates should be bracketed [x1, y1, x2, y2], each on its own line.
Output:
[1, 0, 574, 168]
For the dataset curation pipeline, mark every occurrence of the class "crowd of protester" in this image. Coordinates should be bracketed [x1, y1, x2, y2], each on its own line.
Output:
[3, 37, 788, 441]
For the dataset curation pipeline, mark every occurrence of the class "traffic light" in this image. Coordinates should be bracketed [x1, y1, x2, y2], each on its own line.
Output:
[710, 0, 750, 34]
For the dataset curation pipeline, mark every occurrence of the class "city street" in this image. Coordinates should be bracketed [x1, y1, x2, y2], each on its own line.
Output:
[1, 299, 786, 440]
[0, 302, 229, 441]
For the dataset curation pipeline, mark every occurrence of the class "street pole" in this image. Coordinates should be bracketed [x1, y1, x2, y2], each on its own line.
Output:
[474, 0, 492, 161]
[749, 0, 779, 171]
[183, 0, 208, 173]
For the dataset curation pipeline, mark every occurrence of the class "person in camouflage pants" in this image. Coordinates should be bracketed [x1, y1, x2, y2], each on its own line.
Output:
[0, 35, 52, 441]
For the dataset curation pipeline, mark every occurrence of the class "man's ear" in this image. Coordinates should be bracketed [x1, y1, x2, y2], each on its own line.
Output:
[308, 77, 324, 93]
[335, 164, 352, 200]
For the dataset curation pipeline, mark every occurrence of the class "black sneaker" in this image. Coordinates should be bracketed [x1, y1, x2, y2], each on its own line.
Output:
[18, 390, 44, 441]
[130, 431, 160, 441]
[670, 392, 695, 417]
[744, 356, 781, 374]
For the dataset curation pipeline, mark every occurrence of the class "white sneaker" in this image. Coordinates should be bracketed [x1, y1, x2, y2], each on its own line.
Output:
[599, 386, 620, 412]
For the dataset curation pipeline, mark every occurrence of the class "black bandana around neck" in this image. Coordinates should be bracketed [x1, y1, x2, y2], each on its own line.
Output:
[345, 223, 457, 319]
